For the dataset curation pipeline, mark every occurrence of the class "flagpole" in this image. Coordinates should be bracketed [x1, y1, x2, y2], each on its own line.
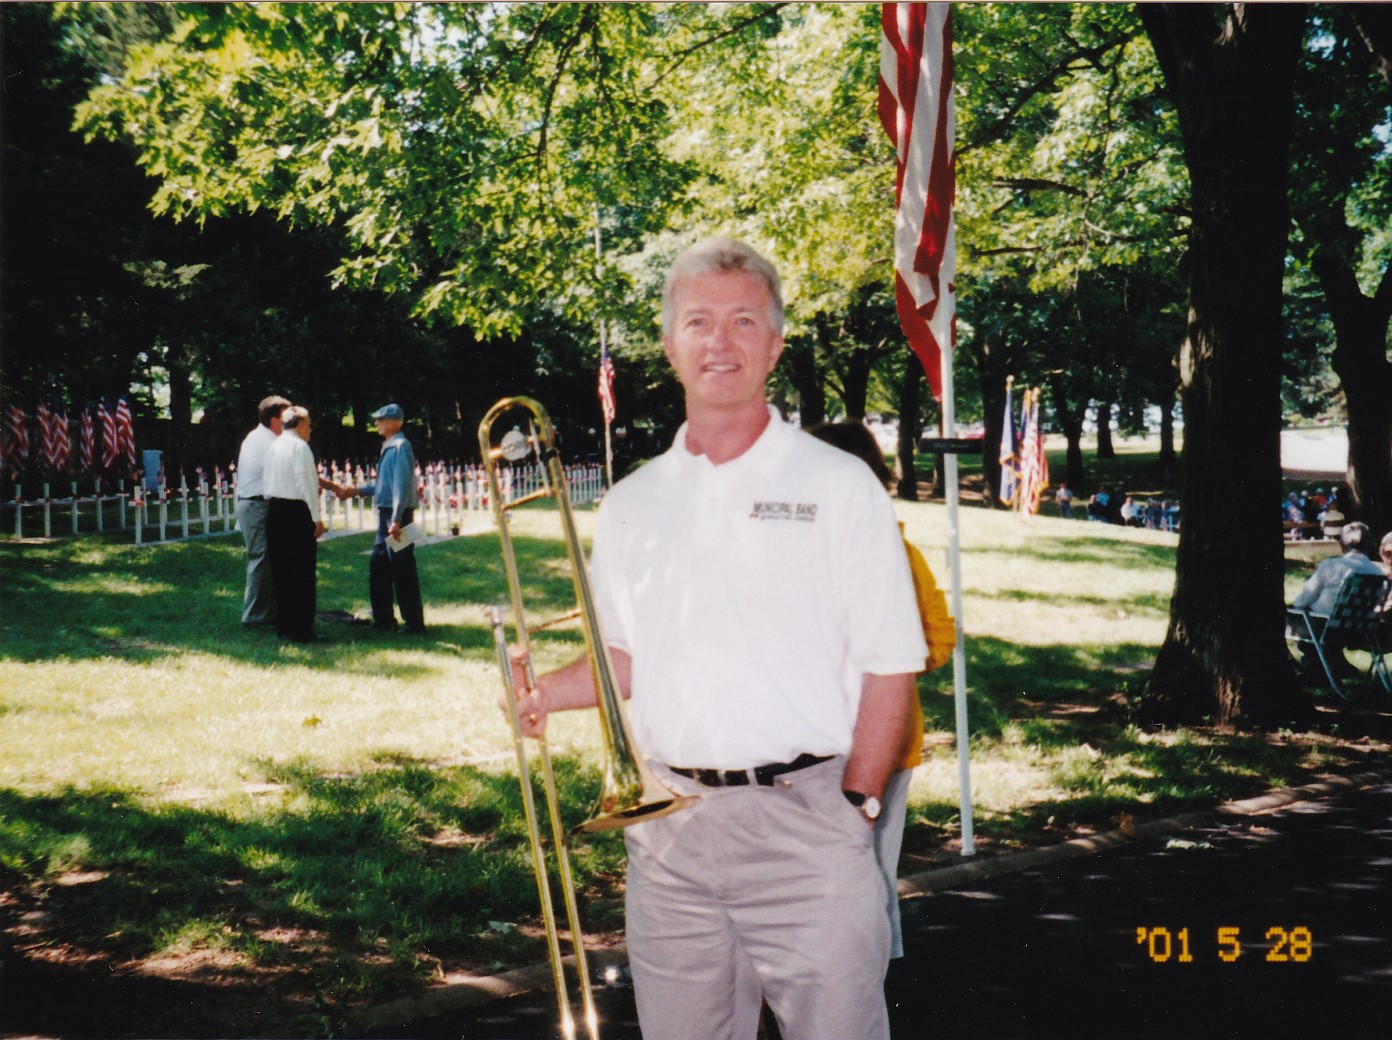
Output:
[601, 318, 613, 489]
[593, 216, 614, 490]
[939, 324, 974, 857]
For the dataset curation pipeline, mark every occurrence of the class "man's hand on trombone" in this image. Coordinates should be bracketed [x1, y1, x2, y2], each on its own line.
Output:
[499, 646, 633, 740]
[503, 647, 551, 738]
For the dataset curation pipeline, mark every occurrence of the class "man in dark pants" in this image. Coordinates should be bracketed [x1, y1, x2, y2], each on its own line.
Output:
[264, 406, 327, 643]
[350, 404, 425, 634]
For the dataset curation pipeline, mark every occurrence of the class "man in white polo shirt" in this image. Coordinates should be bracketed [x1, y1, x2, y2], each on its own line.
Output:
[235, 395, 290, 626]
[510, 238, 926, 1040]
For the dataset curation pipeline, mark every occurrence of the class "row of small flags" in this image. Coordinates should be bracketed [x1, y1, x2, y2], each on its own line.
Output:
[998, 378, 1049, 516]
[3, 398, 136, 478]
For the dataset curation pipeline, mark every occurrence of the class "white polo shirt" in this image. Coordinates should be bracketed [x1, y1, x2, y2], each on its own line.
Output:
[264, 432, 322, 523]
[236, 424, 278, 498]
[590, 408, 927, 770]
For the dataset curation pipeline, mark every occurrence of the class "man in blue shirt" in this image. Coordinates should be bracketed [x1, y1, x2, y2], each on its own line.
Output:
[350, 404, 426, 634]
[1287, 521, 1385, 678]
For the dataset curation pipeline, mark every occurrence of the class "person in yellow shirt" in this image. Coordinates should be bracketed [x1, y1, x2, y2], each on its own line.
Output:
[809, 421, 956, 958]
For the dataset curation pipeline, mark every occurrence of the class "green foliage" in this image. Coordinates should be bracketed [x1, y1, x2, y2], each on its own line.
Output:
[72, 2, 691, 338]
[955, 4, 1188, 289]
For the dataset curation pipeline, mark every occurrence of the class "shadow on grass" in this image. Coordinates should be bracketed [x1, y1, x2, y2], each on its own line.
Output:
[965, 537, 1179, 572]
[974, 587, 1174, 615]
[908, 635, 1369, 852]
[0, 751, 624, 1035]
[919, 636, 1157, 744]
[0, 531, 581, 672]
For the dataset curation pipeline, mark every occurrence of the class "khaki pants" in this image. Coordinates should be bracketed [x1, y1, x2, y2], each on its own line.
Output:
[624, 756, 891, 1040]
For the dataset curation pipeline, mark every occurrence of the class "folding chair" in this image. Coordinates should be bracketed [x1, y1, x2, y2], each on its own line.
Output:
[1287, 572, 1392, 700]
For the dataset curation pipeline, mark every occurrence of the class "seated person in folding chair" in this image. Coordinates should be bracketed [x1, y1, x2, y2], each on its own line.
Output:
[1379, 530, 1392, 618]
[1286, 521, 1385, 680]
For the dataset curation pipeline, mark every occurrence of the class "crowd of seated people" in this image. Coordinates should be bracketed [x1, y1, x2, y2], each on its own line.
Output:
[1082, 486, 1178, 531]
[1284, 485, 1346, 540]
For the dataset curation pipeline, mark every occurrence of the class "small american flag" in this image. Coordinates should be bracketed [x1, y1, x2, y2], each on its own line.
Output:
[52, 405, 72, 473]
[998, 379, 1019, 507]
[37, 400, 57, 472]
[79, 406, 94, 473]
[598, 344, 616, 425]
[3, 404, 28, 476]
[99, 402, 118, 469]
[115, 397, 136, 469]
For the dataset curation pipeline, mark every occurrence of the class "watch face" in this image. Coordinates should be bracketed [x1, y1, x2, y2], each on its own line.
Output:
[864, 796, 882, 820]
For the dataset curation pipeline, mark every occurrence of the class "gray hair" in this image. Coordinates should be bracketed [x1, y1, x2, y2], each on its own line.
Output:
[661, 237, 784, 337]
[281, 405, 310, 430]
[1341, 520, 1369, 553]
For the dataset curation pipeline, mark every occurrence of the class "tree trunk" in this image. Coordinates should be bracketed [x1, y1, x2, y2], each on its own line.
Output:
[1047, 374, 1089, 495]
[1138, 4, 1306, 730]
[1095, 399, 1116, 459]
[895, 362, 923, 502]
[786, 338, 826, 429]
[164, 338, 194, 476]
[840, 349, 874, 421]
[1307, 226, 1392, 540]
[975, 332, 1010, 507]
[1158, 393, 1178, 474]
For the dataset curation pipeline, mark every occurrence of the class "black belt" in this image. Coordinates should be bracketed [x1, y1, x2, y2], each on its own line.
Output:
[239, 495, 265, 501]
[669, 752, 833, 788]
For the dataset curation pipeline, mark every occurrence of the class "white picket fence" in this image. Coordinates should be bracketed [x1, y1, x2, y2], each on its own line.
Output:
[3, 461, 606, 546]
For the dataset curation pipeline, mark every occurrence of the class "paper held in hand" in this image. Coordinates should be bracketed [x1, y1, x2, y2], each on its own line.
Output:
[386, 521, 424, 554]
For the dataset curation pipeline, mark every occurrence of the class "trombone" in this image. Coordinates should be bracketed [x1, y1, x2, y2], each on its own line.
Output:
[478, 396, 696, 1040]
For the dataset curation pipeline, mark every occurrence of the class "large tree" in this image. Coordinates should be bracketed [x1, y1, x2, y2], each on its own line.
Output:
[1137, 3, 1307, 728]
[1289, 5, 1392, 537]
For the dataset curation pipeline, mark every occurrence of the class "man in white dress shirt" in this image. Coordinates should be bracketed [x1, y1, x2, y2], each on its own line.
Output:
[508, 238, 926, 1040]
[235, 395, 290, 626]
[264, 406, 327, 643]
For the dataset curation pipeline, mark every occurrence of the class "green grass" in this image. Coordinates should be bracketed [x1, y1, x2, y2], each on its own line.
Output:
[0, 493, 1378, 1031]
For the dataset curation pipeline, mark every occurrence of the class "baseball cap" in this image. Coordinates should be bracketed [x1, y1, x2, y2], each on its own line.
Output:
[370, 404, 404, 421]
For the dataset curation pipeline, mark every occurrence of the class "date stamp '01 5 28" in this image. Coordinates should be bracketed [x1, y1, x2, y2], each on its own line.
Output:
[1136, 926, 1315, 964]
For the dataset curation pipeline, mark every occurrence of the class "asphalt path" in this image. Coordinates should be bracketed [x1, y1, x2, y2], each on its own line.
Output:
[367, 779, 1392, 1039]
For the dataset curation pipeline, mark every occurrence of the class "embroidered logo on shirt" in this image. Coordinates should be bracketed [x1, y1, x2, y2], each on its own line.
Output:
[750, 501, 818, 522]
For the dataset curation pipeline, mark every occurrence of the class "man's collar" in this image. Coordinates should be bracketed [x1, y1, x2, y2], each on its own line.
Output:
[670, 405, 790, 473]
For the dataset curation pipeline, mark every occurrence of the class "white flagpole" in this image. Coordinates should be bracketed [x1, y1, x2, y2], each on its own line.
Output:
[593, 215, 614, 490]
[601, 320, 613, 490]
[938, 311, 974, 858]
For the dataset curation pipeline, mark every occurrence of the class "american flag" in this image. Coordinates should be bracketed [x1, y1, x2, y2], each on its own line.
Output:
[52, 405, 72, 473]
[115, 397, 136, 469]
[1018, 388, 1048, 516]
[879, 2, 956, 399]
[99, 401, 118, 469]
[998, 379, 1019, 507]
[79, 406, 94, 474]
[598, 343, 616, 425]
[37, 400, 57, 471]
[3, 404, 28, 476]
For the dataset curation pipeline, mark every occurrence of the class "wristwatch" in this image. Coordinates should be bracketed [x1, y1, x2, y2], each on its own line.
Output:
[843, 790, 882, 821]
